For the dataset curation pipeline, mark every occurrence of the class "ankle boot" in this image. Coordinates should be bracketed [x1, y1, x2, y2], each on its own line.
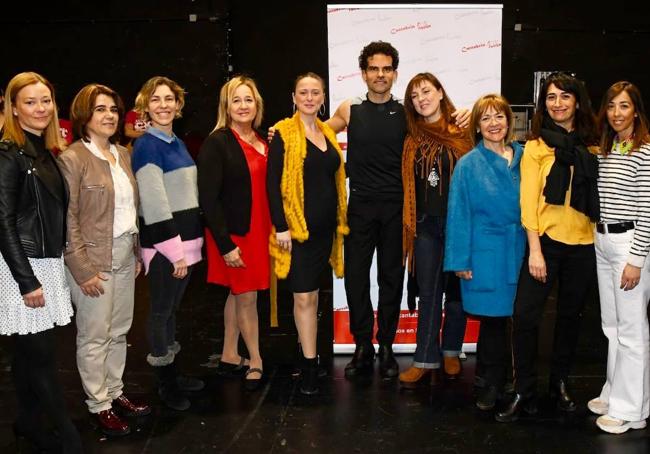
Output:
[378, 344, 399, 378]
[155, 364, 190, 411]
[300, 357, 319, 395]
[398, 366, 430, 389]
[549, 379, 576, 412]
[344, 343, 375, 378]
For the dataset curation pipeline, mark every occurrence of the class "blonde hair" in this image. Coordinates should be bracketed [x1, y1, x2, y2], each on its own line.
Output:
[213, 76, 264, 132]
[2, 72, 64, 150]
[134, 76, 185, 122]
[469, 94, 514, 147]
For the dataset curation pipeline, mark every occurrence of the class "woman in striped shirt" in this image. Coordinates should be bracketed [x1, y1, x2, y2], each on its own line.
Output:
[590, 81, 650, 434]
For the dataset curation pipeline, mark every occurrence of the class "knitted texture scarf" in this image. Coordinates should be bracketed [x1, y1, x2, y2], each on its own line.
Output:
[269, 112, 349, 279]
[540, 116, 600, 221]
[402, 118, 471, 273]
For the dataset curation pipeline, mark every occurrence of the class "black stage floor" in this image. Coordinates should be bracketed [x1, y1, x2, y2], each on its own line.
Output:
[1, 263, 649, 453]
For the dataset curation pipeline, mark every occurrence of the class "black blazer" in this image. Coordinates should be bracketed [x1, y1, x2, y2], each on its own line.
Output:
[197, 128, 256, 255]
[0, 136, 68, 294]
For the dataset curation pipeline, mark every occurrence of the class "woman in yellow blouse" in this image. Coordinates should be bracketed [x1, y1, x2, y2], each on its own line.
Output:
[496, 72, 599, 422]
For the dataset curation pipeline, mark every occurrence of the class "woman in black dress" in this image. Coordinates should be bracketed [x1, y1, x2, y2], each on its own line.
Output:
[267, 72, 348, 395]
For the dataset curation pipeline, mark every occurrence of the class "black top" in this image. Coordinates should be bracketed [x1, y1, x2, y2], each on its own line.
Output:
[0, 130, 67, 294]
[267, 135, 340, 235]
[197, 128, 257, 254]
[415, 148, 452, 217]
[346, 96, 406, 201]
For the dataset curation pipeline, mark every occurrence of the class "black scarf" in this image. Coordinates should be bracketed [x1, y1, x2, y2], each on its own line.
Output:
[541, 117, 600, 221]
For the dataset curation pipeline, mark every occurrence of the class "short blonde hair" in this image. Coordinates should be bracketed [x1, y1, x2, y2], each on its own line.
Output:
[213, 76, 264, 132]
[469, 94, 514, 147]
[134, 76, 185, 122]
[2, 72, 64, 150]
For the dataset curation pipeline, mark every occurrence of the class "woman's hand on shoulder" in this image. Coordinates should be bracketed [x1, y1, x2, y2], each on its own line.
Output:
[276, 230, 292, 252]
[451, 109, 471, 129]
[455, 270, 472, 280]
[267, 127, 276, 143]
[223, 247, 245, 268]
[22, 287, 45, 308]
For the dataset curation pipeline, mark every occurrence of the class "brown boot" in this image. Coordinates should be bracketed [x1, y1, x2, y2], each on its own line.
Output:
[399, 366, 430, 389]
[443, 356, 461, 380]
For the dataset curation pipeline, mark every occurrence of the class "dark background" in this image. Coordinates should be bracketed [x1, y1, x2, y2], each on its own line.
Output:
[2, 0, 650, 148]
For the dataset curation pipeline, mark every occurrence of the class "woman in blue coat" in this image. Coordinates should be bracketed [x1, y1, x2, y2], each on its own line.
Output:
[444, 94, 525, 410]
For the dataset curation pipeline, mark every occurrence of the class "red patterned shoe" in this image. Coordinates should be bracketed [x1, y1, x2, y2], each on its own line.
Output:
[113, 395, 152, 417]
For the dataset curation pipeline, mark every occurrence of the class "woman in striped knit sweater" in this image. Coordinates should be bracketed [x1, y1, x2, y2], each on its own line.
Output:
[132, 76, 205, 411]
[589, 81, 650, 434]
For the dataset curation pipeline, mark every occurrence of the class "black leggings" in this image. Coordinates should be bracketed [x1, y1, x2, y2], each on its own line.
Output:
[12, 329, 82, 453]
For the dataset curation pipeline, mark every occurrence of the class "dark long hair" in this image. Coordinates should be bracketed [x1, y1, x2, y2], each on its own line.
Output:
[529, 72, 598, 145]
[598, 81, 650, 155]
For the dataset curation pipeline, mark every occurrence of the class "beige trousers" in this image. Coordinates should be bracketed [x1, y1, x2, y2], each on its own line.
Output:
[67, 234, 136, 414]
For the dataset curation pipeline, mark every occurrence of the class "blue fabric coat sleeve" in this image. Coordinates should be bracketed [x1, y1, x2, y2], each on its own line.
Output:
[444, 159, 472, 272]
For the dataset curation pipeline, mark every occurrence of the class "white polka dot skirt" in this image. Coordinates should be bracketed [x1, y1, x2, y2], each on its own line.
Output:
[0, 255, 74, 335]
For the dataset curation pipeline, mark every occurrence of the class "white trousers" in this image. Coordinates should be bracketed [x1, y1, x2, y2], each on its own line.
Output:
[67, 234, 136, 413]
[595, 229, 650, 421]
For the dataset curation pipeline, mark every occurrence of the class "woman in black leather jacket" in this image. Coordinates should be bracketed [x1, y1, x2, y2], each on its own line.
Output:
[0, 72, 82, 453]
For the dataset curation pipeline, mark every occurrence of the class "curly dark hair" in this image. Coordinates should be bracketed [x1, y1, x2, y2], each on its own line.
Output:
[358, 41, 399, 71]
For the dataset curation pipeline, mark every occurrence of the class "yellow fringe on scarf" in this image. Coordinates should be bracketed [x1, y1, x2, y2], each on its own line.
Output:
[268, 113, 349, 325]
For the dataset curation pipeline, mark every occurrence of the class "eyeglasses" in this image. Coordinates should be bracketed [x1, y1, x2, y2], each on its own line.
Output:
[365, 66, 394, 75]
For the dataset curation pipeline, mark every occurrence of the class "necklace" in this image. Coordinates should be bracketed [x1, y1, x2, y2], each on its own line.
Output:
[612, 134, 634, 155]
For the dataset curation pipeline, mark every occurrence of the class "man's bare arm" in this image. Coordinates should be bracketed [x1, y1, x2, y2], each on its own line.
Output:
[326, 99, 352, 133]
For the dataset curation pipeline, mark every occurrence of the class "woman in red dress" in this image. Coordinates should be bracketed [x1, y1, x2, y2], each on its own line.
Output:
[197, 76, 270, 390]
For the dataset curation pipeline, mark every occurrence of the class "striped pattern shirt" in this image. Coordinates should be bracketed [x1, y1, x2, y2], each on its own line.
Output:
[597, 143, 650, 267]
[132, 127, 203, 273]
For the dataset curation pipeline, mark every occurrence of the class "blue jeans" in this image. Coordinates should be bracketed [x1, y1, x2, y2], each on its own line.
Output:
[413, 214, 467, 368]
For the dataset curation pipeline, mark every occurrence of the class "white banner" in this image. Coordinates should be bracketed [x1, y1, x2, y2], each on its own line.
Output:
[327, 4, 502, 353]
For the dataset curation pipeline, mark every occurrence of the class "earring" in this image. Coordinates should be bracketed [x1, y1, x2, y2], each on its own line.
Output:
[292, 103, 296, 114]
[319, 104, 326, 116]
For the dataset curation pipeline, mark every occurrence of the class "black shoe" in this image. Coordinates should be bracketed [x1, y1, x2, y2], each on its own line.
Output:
[344, 343, 375, 378]
[495, 393, 538, 423]
[476, 385, 498, 411]
[155, 364, 191, 411]
[378, 344, 399, 378]
[300, 357, 320, 395]
[243, 368, 264, 392]
[549, 379, 577, 412]
[215, 357, 249, 377]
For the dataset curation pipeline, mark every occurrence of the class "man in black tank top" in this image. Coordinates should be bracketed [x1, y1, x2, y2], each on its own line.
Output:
[327, 42, 405, 379]
[327, 42, 469, 379]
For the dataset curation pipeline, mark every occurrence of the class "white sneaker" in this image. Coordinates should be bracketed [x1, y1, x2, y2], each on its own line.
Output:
[596, 414, 647, 434]
[587, 397, 608, 415]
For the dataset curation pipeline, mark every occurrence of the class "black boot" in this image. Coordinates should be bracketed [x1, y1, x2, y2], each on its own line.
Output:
[549, 379, 577, 412]
[156, 364, 190, 411]
[300, 357, 319, 395]
[378, 344, 398, 378]
[495, 393, 538, 423]
[476, 385, 498, 411]
[344, 343, 375, 378]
